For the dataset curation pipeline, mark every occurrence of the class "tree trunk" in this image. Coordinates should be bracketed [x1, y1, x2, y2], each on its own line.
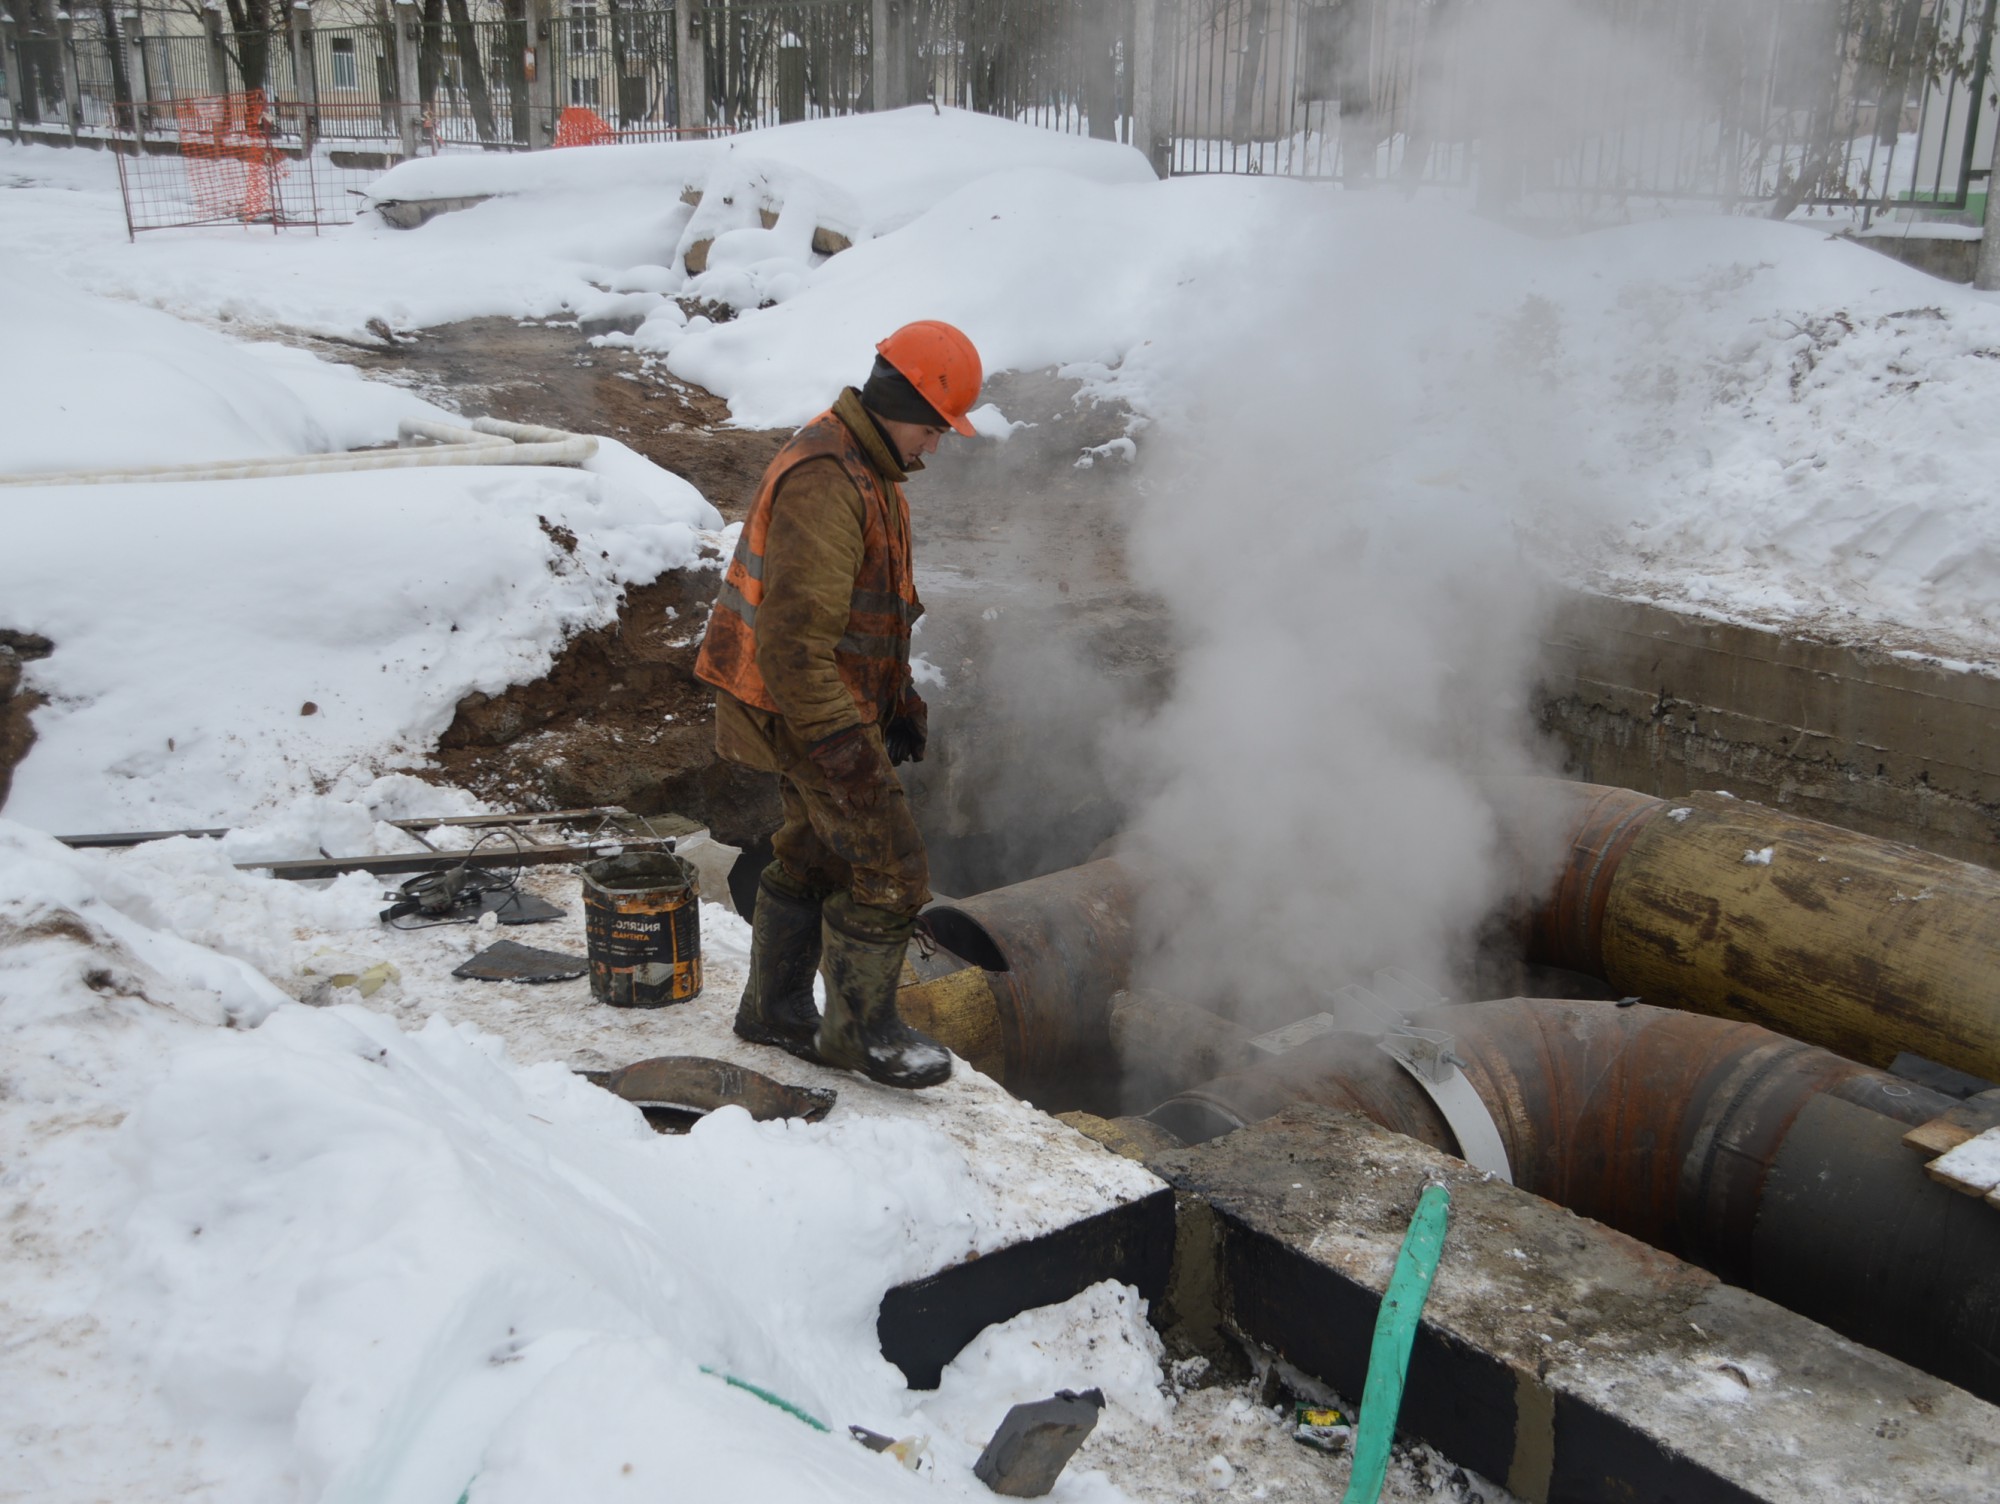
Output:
[1875, 0, 1928, 146]
[96, 0, 135, 128]
[444, 0, 495, 138]
[224, 0, 273, 93]
[503, 0, 530, 142]
[418, 0, 444, 107]
[1231, 0, 1270, 146]
[1081, 0, 1120, 140]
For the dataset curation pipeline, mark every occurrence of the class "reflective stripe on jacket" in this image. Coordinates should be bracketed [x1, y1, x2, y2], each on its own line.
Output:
[694, 395, 922, 726]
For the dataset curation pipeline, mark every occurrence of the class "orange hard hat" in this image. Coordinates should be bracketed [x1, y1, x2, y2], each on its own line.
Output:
[876, 321, 984, 437]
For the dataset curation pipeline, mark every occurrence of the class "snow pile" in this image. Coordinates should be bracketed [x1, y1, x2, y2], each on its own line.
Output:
[0, 113, 1153, 351]
[0, 254, 721, 836]
[0, 139, 696, 338]
[1546, 226, 2000, 657]
[0, 821, 1167, 1504]
[0, 264, 436, 476]
[660, 169, 1293, 425]
[2, 461, 715, 833]
[371, 106, 1154, 245]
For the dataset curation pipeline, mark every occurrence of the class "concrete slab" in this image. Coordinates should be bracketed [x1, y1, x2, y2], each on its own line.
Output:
[1148, 1105, 2000, 1504]
[1535, 589, 2000, 869]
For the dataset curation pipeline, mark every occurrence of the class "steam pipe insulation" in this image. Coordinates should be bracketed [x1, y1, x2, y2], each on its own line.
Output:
[901, 858, 1137, 1105]
[1513, 779, 2000, 1084]
[1146, 996, 2000, 1404]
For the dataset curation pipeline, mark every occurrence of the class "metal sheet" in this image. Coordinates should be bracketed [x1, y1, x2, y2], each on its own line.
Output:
[582, 1055, 837, 1126]
[452, 939, 589, 983]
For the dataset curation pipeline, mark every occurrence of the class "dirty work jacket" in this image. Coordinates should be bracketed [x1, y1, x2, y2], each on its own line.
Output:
[695, 388, 923, 743]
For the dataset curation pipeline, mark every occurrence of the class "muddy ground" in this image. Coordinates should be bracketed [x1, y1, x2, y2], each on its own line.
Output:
[315, 317, 1170, 895]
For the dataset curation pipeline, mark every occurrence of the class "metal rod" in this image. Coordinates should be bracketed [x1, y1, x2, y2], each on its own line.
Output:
[246, 835, 678, 881]
[55, 805, 645, 849]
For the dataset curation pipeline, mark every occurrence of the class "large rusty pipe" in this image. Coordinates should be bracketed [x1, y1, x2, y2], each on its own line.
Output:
[1147, 997, 2000, 1403]
[899, 858, 1137, 1104]
[1519, 781, 2000, 1083]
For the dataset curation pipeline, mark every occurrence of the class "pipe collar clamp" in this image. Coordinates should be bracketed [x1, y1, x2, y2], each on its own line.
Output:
[1378, 1025, 1513, 1183]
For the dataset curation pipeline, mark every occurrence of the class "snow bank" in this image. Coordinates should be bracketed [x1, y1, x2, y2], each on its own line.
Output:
[370, 106, 1155, 241]
[13, 111, 2000, 657]
[659, 169, 1301, 426]
[0, 262, 445, 476]
[0, 240, 720, 835]
[1, 459, 715, 833]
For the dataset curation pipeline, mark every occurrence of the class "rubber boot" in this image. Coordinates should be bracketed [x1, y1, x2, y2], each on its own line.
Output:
[816, 897, 952, 1090]
[732, 865, 827, 1063]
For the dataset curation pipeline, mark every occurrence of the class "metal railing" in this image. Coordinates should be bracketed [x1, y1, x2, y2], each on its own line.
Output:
[912, 0, 1136, 138]
[1162, 0, 2000, 216]
[699, 0, 870, 127]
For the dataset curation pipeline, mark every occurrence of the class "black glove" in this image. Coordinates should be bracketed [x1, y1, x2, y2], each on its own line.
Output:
[882, 686, 928, 767]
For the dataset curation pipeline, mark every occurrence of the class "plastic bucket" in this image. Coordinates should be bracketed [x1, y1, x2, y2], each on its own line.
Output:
[580, 851, 702, 1007]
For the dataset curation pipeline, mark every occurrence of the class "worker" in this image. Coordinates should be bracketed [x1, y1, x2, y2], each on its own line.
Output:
[695, 321, 983, 1090]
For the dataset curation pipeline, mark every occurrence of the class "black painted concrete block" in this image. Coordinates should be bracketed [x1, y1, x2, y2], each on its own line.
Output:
[878, 1188, 1174, 1390]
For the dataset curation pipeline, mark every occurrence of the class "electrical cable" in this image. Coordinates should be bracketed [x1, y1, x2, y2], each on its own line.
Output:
[380, 827, 531, 929]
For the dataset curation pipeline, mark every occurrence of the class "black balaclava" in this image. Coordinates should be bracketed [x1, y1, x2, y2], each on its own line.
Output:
[859, 354, 948, 429]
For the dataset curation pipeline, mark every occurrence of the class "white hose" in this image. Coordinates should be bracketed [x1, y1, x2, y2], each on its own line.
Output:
[397, 418, 511, 449]
[0, 418, 599, 488]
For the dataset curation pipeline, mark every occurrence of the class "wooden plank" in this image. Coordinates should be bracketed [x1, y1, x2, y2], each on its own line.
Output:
[1926, 1125, 2000, 1200]
[1903, 1089, 2000, 1157]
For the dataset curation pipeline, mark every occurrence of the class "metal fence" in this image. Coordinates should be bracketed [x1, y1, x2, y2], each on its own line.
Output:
[1163, 0, 2000, 215]
[8, 0, 1999, 222]
[700, 0, 869, 126]
[112, 92, 381, 234]
[914, 0, 1137, 137]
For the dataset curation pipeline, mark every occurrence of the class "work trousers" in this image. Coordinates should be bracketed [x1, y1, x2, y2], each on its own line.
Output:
[713, 690, 931, 917]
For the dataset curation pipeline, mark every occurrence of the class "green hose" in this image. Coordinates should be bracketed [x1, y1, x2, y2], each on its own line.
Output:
[699, 1365, 832, 1432]
[1341, 1183, 1452, 1504]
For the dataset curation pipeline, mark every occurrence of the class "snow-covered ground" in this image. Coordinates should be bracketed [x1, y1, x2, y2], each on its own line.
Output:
[0, 818, 1204, 1504]
[3, 105, 1993, 1502]
[8, 116, 2000, 660]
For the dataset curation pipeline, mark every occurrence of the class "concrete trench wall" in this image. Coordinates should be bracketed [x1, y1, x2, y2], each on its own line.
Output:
[1535, 589, 2000, 870]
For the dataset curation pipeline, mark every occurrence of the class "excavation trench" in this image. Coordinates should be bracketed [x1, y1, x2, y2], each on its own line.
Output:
[320, 321, 1168, 895]
[8, 319, 1999, 1492]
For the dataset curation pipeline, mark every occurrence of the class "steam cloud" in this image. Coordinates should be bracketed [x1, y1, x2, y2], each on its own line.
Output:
[1110, 200, 1588, 1031]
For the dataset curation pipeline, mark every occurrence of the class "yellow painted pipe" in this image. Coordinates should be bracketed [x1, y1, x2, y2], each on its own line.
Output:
[1535, 787, 2000, 1083]
[896, 960, 1008, 1082]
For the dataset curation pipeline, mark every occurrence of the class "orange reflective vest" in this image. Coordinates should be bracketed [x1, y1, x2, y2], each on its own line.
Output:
[694, 407, 920, 724]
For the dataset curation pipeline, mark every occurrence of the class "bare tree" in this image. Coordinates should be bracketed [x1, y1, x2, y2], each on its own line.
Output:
[93, 0, 138, 127]
[443, 0, 498, 138]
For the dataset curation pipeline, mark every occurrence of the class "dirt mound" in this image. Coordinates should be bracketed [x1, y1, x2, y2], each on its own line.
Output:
[0, 631, 51, 811]
[428, 556, 782, 845]
[322, 316, 789, 524]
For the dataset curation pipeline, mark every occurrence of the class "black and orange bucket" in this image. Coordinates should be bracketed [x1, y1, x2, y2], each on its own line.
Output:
[580, 851, 702, 1006]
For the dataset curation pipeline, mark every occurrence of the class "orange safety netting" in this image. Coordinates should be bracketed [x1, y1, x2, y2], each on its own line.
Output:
[554, 106, 617, 148]
[176, 91, 289, 221]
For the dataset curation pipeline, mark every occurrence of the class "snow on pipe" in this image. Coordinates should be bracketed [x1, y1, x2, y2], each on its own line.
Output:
[1505, 779, 2000, 1084]
[0, 416, 597, 488]
[1142, 996, 2000, 1407]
